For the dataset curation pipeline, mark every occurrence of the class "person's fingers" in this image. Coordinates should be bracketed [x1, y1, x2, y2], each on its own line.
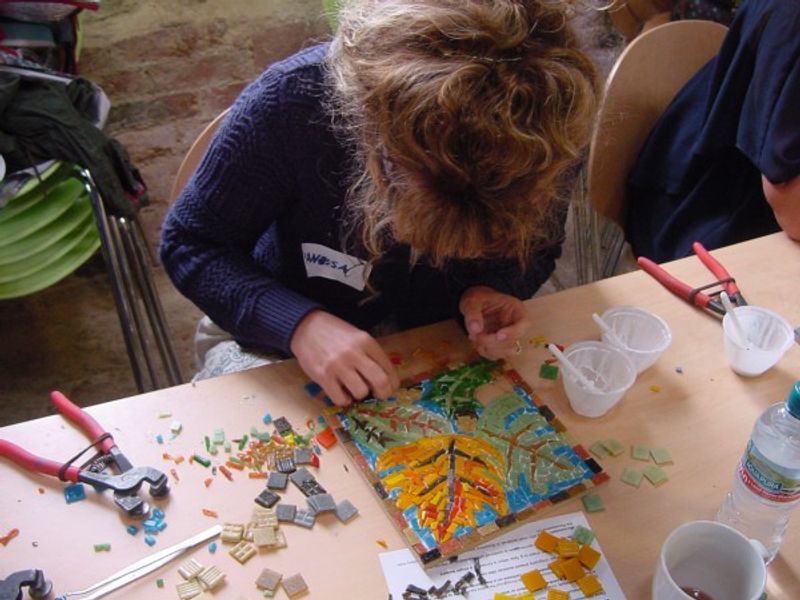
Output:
[311, 354, 352, 406]
[477, 303, 519, 336]
[460, 296, 485, 337]
[495, 322, 526, 345]
[475, 341, 504, 360]
[466, 317, 483, 337]
[471, 329, 523, 359]
[338, 368, 371, 401]
[362, 342, 400, 397]
[322, 378, 353, 407]
[388, 365, 401, 392]
[484, 300, 526, 333]
[356, 359, 394, 400]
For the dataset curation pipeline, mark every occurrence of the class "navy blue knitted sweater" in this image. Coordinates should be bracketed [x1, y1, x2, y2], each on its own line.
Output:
[160, 44, 563, 356]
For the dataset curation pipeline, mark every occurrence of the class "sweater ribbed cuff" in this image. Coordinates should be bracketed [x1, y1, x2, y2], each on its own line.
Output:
[247, 288, 324, 355]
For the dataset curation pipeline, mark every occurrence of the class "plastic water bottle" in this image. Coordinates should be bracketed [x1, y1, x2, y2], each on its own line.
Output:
[717, 380, 800, 564]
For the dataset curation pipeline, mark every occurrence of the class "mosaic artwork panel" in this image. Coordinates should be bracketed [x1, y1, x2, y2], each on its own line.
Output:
[327, 359, 608, 567]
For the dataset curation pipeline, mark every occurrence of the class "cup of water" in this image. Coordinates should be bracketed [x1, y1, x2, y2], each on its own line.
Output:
[722, 306, 794, 377]
[561, 341, 636, 418]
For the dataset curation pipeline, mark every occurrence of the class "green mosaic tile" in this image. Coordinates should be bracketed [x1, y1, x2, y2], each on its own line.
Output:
[643, 465, 669, 486]
[581, 494, 605, 513]
[650, 448, 673, 465]
[571, 525, 595, 546]
[538, 363, 559, 380]
[601, 439, 625, 456]
[589, 441, 610, 459]
[621, 467, 643, 488]
[631, 444, 651, 462]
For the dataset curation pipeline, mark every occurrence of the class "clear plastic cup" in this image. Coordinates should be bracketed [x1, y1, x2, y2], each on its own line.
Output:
[561, 341, 637, 418]
[599, 306, 672, 374]
[722, 306, 794, 377]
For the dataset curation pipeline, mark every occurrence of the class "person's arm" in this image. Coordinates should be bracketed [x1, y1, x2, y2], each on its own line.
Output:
[762, 175, 800, 240]
[161, 47, 399, 402]
[733, 5, 800, 243]
[160, 63, 323, 355]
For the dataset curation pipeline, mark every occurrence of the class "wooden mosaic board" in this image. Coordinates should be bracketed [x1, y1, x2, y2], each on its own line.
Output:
[324, 358, 608, 568]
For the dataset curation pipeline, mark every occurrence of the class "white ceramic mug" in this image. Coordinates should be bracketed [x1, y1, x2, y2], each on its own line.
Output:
[652, 520, 767, 600]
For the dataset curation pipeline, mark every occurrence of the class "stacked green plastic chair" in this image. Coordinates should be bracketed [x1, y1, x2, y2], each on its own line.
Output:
[321, 0, 343, 30]
[0, 8, 183, 393]
[0, 162, 100, 299]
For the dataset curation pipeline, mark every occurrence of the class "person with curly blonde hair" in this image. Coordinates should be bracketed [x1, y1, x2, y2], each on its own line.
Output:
[161, 0, 599, 406]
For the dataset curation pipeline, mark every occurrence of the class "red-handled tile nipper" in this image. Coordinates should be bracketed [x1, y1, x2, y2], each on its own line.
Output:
[637, 241, 746, 317]
[0, 391, 169, 517]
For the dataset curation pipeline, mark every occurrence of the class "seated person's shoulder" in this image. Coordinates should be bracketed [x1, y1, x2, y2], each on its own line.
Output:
[255, 43, 329, 93]
[230, 43, 331, 130]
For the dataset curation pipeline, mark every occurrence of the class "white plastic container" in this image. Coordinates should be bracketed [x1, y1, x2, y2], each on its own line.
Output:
[561, 341, 636, 418]
[722, 306, 793, 377]
[599, 305, 672, 373]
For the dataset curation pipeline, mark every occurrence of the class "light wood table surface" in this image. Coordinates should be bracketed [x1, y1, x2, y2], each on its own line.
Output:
[1, 233, 799, 599]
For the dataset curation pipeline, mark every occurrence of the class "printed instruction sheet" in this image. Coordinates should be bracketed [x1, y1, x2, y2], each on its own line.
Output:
[380, 511, 626, 599]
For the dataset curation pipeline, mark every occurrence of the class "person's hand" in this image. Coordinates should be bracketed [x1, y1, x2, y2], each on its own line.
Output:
[762, 175, 800, 240]
[459, 286, 530, 360]
[289, 310, 400, 407]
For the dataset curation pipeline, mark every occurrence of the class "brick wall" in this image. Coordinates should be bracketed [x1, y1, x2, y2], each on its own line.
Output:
[77, 1, 618, 255]
[79, 0, 331, 251]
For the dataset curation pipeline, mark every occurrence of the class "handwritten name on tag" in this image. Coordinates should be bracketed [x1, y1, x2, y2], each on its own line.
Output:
[301, 242, 372, 291]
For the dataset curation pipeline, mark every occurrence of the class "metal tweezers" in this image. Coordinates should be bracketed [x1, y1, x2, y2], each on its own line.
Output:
[55, 525, 221, 600]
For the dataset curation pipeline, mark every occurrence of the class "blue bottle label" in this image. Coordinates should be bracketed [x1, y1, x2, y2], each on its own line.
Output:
[738, 440, 800, 503]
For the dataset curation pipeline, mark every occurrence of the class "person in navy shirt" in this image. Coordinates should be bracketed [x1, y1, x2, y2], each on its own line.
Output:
[627, 0, 800, 263]
[161, 0, 599, 406]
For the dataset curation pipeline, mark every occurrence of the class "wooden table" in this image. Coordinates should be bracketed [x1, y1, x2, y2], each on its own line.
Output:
[2, 233, 799, 599]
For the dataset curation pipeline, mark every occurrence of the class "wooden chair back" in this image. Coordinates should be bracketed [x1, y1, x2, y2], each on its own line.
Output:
[587, 20, 728, 228]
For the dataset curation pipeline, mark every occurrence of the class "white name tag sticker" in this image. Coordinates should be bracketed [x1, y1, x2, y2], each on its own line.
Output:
[301, 242, 372, 291]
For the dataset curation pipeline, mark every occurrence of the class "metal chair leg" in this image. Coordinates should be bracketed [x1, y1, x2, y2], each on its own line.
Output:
[130, 215, 183, 383]
[132, 212, 158, 266]
[120, 218, 183, 385]
[79, 168, 183, 392]
[108, 215, 161, 390]
[82, 172, 148, 392]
